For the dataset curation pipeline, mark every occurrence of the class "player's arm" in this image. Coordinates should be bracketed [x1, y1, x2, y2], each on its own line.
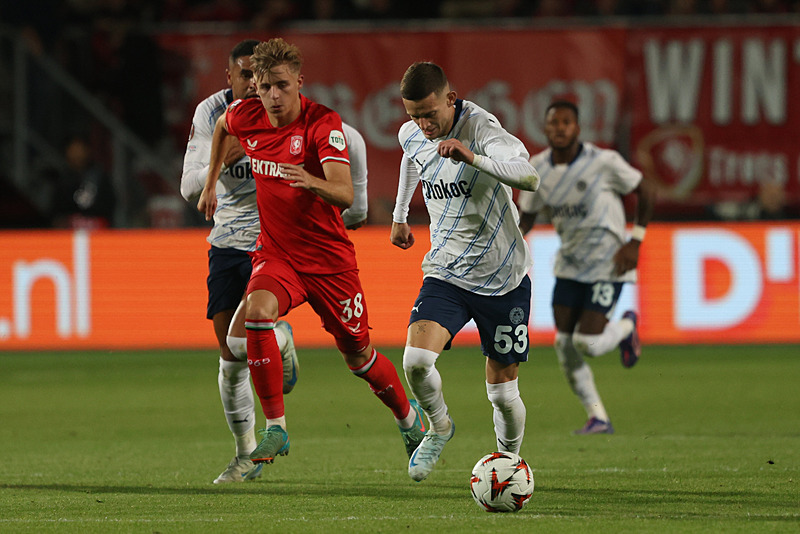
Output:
[197, 113, 231, 221]
[390, 155, 421, 250]
[438, 137, 539, 192]
[613, 171, 657, 275]
[279, 161, 354, 209]
[181, 110, 246, 203]
[340, 124, 368, 229]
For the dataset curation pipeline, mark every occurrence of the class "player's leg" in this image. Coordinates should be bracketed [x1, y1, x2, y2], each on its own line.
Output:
[206, 247, 260, 483]
[551, 279, 616, 434]
[570, 281, 632, 359]
[230, 296, 299, 394]
[303, 270, 425, 459]
[474, 275, 531, 455]
[401, 279, 471, 481]
[244, 258, 305, 463]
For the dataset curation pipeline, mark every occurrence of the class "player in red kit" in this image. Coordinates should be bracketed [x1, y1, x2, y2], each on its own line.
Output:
[198, 38, 426, 466]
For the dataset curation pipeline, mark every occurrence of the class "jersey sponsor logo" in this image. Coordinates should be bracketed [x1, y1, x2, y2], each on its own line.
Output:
[290, 135, 303, 155]
[421, 179, 473, 200]
[550, 203, 588, 219]
[250, 158, 283, 178]
[246, 138, 258, 149]
[328, 129, 346, 151]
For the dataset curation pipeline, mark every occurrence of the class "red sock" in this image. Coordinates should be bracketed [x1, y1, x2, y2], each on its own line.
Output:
[350, 349, 411, 420]
[245, 319, 284, 419]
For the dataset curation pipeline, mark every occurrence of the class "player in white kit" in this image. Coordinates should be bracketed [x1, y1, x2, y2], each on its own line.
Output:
[517, 100, 656, 435]
[181, 40, 370, 483]
[391, 62, 540, 482]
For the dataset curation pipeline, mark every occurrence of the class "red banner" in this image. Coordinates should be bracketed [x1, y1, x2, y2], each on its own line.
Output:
[627, 25, 800, 216]
[158, 25, 800, 220]
[159, 28, 628, 222]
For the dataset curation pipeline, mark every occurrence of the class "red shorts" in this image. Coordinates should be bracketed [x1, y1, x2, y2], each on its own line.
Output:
[248, 255, 371, 354]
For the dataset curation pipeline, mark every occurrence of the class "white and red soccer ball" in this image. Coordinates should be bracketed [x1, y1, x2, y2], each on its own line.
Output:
[470, 451, 534, 513]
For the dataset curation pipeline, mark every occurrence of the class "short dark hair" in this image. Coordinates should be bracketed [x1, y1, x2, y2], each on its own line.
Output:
[230, 39, 259, 61]
[400, 62, 448, 101]
[546, 100, 579, 121]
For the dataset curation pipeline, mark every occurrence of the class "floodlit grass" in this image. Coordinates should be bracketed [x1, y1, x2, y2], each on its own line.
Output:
[1, 344, 798, 532]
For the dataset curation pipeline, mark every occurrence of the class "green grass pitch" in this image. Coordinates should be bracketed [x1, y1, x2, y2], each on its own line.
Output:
[1, 344, 798, 533]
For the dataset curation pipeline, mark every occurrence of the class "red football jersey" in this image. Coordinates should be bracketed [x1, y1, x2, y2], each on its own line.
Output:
[226, 94, 356, 274]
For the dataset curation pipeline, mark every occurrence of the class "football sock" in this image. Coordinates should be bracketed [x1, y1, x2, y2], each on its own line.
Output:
[555, 332, 609, 422]
[245, 319, 284, 420]
[218, 357, 256, 438]
[486, 379, 526, 454]
[274, 327, 287, 353]
[572, 319, 634, 358]
[403, 346, 451, 435]
[266, 415, 287, 430]
[349, 349, 411, 422]
[226, 335, 248, 361]
[235, 431, 257, 458]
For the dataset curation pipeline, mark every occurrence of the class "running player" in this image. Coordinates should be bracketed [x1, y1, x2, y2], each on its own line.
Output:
[180, 40, 298, 484]
[517, 100, 656, 435]
[197, 38, 425, 467]
[391, 61, 540, 482]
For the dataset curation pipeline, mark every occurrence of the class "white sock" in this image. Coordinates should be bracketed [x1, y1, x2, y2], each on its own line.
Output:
[398, 406, 417, 429]
[554, 333, 609, 422]
[218, 358, 257, 456]
[402, 346, 450, 435]
[274, 327, 287, 353]
[486, 379, 526, 454]
[266, 416, 287, 430]
[572, 319, 634, 358]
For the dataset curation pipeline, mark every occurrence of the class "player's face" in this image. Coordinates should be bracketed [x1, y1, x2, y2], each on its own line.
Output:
[255, 64, 304, 127]
[544, 107, 580, 150]
[227, 55, 256, 101]
[403, 89, 457, 140]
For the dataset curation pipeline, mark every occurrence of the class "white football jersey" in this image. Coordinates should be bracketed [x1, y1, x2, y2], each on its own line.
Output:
[517, 142, 642, 283]
[182, 89, 259, 251]
[397, 99, 532, 296]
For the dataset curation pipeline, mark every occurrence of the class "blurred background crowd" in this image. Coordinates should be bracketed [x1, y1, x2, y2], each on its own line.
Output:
[1, 0, 798, 230]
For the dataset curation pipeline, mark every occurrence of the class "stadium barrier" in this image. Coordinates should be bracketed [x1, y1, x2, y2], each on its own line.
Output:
[0, 222, 798, 350]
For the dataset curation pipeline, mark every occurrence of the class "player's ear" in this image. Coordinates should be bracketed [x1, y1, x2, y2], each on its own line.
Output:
[297, 74, 304, 90]
[446, 90, 457, 106]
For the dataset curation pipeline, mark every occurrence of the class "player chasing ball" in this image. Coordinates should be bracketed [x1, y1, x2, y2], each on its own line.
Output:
[391, 61, 540, 481]
[198, 38, 426, 470]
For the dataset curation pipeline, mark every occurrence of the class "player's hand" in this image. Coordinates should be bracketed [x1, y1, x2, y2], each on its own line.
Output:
[197, 185, 217, 221]
[613, 240, 641, 275]
[437, 139, 474, 164]
[342, 209, 367, 230]
[279, 163, 316, 189]
[390, 222, 415, 249]
[222, 136, 246, 168]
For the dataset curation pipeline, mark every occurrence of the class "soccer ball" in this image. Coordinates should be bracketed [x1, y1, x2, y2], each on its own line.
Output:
[470, 451, 534, 513]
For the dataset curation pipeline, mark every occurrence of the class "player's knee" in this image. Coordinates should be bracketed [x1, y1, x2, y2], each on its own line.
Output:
[402, 346, 438, 378]
[486, 379, 521, 409]
[572, 332, 604, 358]
[226, 335, 248, 361]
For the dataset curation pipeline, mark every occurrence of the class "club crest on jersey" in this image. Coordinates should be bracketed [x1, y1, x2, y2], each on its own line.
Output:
[290, 135, 303, 155]
[247, 138, 258, 149]
[328, 129, 346, 151]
